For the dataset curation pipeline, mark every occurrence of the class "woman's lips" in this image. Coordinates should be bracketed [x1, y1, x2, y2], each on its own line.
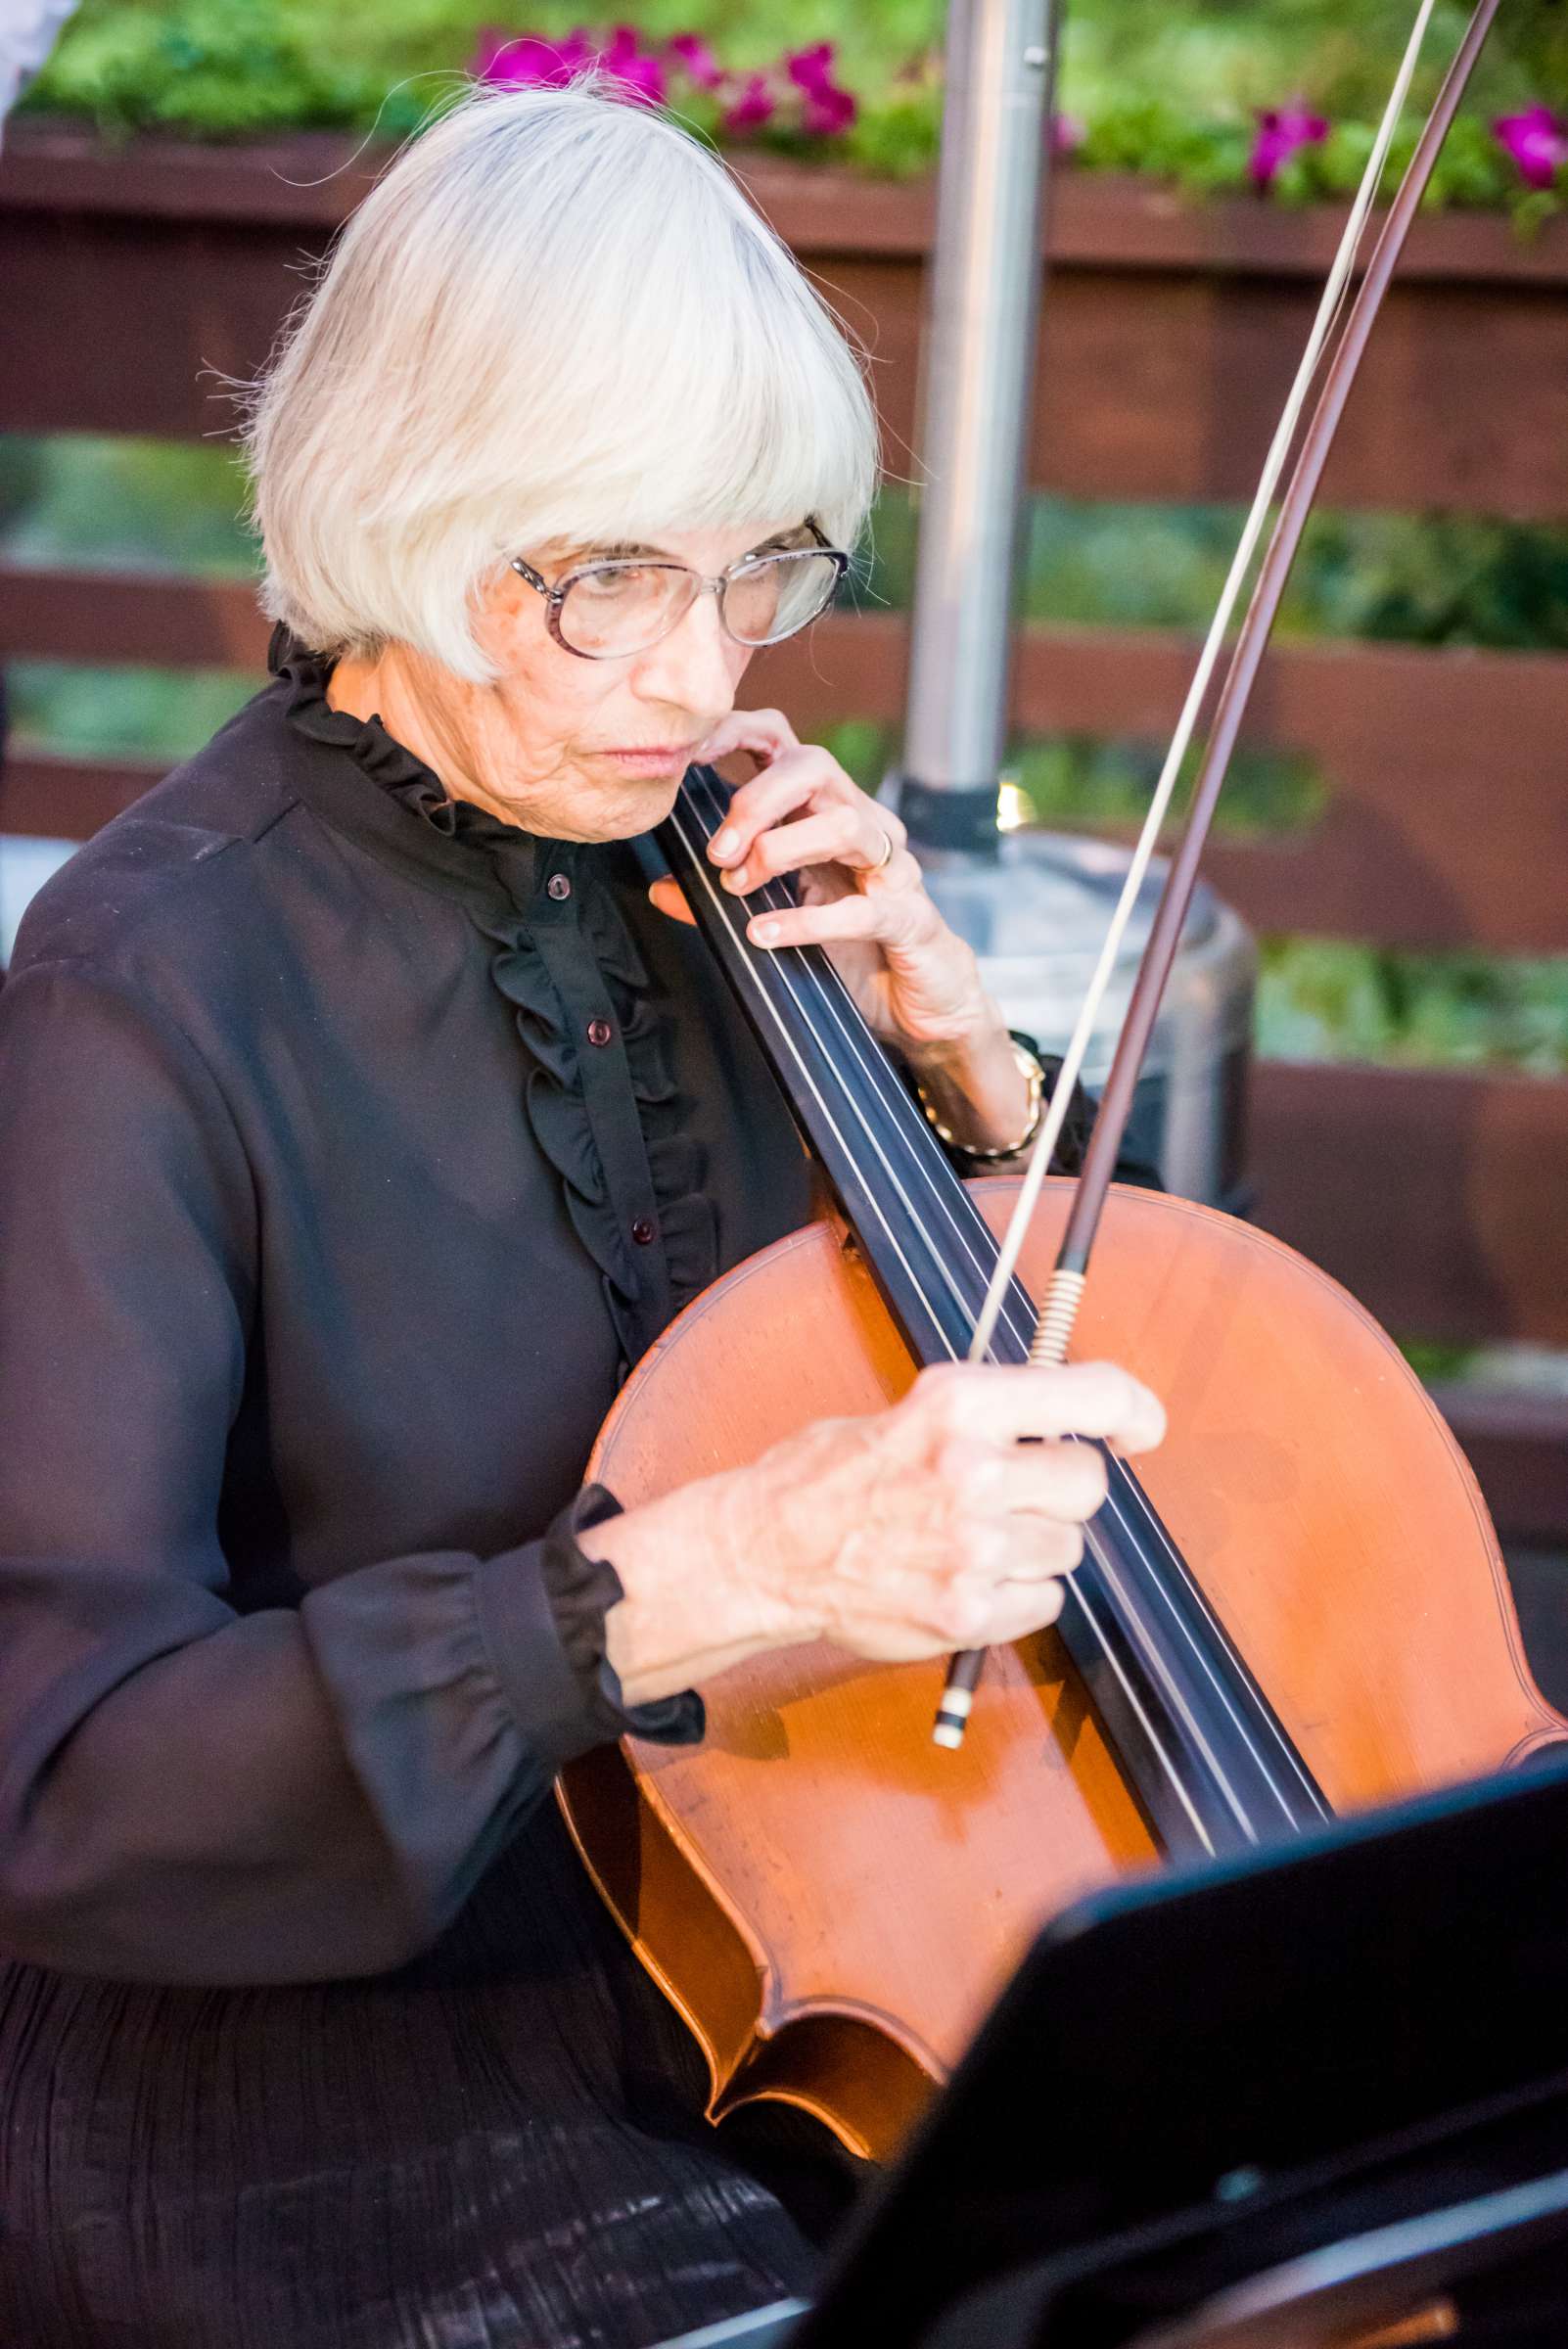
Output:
[599, 745, 699, 773]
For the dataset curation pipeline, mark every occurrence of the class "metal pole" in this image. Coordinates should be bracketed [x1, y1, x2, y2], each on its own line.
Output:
[884, 0, 1256, 1208]
[893, 0, 1062, 858]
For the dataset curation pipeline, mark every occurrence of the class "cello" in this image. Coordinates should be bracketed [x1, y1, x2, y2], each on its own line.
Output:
[559, 0, 1567, 2165]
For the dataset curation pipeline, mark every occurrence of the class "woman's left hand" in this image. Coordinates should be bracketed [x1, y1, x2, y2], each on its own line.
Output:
[648, 708, 994, 1056]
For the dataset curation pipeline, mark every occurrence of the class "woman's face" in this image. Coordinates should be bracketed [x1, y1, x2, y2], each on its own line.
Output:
[401, 518, 805, 842]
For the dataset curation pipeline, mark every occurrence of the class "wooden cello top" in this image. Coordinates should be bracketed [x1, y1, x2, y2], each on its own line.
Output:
[560, 1179, 1562, 2161]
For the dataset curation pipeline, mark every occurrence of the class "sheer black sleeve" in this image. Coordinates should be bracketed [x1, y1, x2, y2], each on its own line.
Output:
[0, 963, 696, 1986]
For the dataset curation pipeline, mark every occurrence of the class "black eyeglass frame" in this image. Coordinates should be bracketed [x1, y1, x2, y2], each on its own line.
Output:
[509, 519, 849, 661]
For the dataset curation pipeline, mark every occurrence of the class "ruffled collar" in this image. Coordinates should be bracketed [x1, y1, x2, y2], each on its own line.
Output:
[267, 622, 560, 910]
[266, 624, 717, 1359]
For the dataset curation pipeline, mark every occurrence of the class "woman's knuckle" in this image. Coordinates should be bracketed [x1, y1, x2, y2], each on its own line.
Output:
[934, 1433, 982, 1490]
[941, 1583, 989, 1646]
[1084, 1359, 1136, 1415]
[912, 1362, 965, 1426]
[1053, 1522, 1085, 1573]
[1076, 1446, 1110, 1512]
[1035, 1579, 1067, 1629]
[959, 1521, 1004, 1578]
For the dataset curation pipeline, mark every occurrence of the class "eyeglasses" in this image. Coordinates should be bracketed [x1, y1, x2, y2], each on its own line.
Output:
[510, 522, 849, 662]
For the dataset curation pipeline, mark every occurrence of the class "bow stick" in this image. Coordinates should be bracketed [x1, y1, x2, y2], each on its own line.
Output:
[934, 0, 1503, 1749]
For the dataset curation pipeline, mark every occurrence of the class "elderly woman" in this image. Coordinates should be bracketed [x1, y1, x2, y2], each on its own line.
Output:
[0, 80, 1163, 2349]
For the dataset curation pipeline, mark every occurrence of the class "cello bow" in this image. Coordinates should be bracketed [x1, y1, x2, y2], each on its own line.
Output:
[936, 0, 1506, 1745]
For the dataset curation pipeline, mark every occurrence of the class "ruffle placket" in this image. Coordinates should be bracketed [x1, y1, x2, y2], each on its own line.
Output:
[269, 627, 719, 1369]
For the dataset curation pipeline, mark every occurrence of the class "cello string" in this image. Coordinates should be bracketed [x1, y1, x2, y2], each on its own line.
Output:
[675, 777, 1288, 1828]
[963, 0, 1439, 1373]
[683, 773, 1038, 1355]
[676, 793, 1283, 1838]
[680, 775, 1036, 1348]
[1073, 1534, 1264, 1841]
[1096, 1476, 1329, 1816]
[1031, 1557, 1222, 1853]
[683, 770, 1333, 1821]
[668, 793, 994, 1338]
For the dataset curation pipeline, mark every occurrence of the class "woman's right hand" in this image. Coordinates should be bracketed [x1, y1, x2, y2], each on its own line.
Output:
[597, 1361, 1166, 1708]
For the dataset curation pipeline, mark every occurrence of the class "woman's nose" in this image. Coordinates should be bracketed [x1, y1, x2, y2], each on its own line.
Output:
[632, 584, 741, 715]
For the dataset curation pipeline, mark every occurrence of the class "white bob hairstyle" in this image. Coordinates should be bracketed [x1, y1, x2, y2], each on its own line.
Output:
[244, 77, 881, 683]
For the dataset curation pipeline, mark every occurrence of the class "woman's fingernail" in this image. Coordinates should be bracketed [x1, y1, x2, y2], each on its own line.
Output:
[712, 828, 738, 860]
[753, 919, 780, 944]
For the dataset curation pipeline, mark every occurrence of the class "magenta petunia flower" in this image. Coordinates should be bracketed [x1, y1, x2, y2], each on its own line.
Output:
[1051, 111, 1085, 158]
[474, 27, 596, 89]
[1248, 101, 1329, 192]
[785, 42, 835, 87]
[599, 24, 666, 106]
[721, 72, 776, 135]
[1494, 104, 1568, 191]
[785, 42, 857, 138]
[799, 83, 856, 138]
[668, 32, 724, 92]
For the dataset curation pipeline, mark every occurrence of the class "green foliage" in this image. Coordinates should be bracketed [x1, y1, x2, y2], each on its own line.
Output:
[16, 2, 375, 138]
[820, 713, 1323, 841]
[1282, 513, 1568, 650]
[6, 659, 256, 760]
[1398, 1335, 1479, 1382]
[1256, 938, 1568, 1080]
[14, 0, 1565, 217]
[0, 438, 254, 575]
[1077, 99, 1254, 198]
[817, 717, 889, 795]
[855, 488, 1568, 653]
[1008, 736, 1325, 839]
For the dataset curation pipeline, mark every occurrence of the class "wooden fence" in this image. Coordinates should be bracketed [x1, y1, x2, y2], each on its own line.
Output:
[2, 122, 1566, 1536]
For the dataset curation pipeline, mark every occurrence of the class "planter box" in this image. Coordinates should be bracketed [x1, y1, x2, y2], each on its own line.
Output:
[2, 121, 1566, 514]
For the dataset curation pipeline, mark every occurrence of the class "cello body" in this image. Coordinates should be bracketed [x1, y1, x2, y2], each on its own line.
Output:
[559, 1176, 1564, 2163]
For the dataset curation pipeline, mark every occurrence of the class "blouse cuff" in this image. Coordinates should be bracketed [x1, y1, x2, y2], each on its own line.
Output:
[474, 1487, 705, 1773]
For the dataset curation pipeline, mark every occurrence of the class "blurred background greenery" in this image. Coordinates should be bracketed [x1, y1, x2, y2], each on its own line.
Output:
[14, 0, 1568, 219]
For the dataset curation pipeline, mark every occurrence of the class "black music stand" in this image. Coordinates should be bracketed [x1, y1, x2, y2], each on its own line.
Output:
[656, 1749, 1568, 2349]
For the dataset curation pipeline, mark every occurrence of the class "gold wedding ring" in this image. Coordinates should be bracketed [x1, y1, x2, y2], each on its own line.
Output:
[867, 827, 895, 871]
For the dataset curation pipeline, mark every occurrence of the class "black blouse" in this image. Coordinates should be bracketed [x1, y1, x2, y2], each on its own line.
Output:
[0, 626, 839, 1986]
[0, 634, 1136, 2347]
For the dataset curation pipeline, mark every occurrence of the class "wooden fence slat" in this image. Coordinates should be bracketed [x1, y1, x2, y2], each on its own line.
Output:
[1431, 1385, 1568, 1548]
[3, 131, 1565, 517]
[0, 752, 166, 838]
[1021, 267, 1568, 518]
[1248, 1059, 1568, 1350]
[754, 619, 1568, 955]
[0, 567, 265, 666]
[6, 585, 1566, 954]
[9, 129, 1568, 284]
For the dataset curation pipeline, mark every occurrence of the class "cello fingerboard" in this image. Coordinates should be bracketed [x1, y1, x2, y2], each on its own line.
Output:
[661, 772, 1331, 1862]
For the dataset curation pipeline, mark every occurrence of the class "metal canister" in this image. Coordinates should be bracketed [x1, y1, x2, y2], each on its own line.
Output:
[917, 830, 1257, 1209]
